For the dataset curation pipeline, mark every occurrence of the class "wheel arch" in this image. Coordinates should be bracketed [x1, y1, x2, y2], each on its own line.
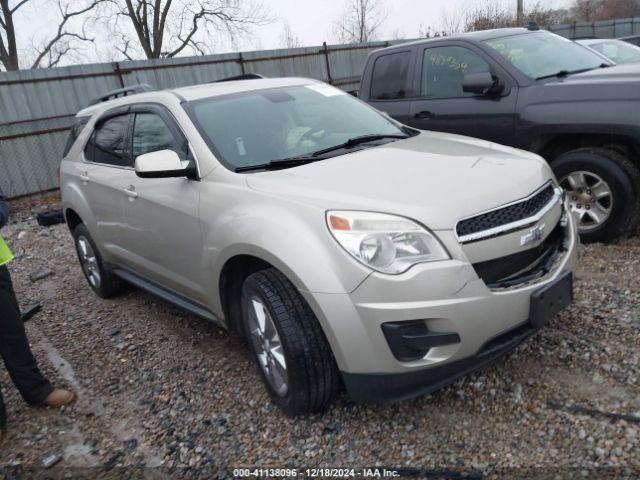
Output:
[531, 133, 640, 166]
[64, 208, 84, 232]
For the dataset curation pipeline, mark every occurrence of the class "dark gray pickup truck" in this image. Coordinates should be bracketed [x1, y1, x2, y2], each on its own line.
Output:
[359, 26, 640, 243]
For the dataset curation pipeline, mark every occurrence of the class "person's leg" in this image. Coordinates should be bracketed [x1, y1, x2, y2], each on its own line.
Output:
[0, 385, 6, 429]
[0, 265, 54, 405]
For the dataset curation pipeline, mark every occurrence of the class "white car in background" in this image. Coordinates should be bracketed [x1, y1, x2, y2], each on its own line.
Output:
[577, 38, 640, 64]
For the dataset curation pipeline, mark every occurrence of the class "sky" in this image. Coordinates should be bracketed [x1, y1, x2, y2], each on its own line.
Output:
[246, 0, 572, 51]
[14, 0, 573, 66]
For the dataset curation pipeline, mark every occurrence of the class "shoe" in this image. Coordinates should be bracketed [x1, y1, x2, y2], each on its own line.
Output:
[42, 389, 75, 408]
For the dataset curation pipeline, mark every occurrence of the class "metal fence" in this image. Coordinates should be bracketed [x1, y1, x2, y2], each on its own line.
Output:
[546, 16, 640, 39]
[4, 16, 640, 198]
[0, 39, 414, 198]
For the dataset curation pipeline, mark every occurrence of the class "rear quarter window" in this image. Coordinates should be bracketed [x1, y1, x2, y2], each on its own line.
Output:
[370, 51, 411, 100]
[63, 116, 90, 157]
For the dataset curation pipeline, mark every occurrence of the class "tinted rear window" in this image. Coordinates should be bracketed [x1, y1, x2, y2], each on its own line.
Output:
[84, 114, 131, 167]
[370, 51, 411, 100]
[62, 116, 90, 157]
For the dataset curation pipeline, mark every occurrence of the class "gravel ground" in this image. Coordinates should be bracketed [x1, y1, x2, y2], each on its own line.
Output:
[0, 196, 638, 478]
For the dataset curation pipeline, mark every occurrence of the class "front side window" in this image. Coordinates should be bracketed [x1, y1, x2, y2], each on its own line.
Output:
[185, 84, 407, 170]
[484, 31, 605, 79]
[84, 114, 130, 167]
[370, 52, 411, 100]
[132, 113, 187, 160]
[420, 46, 491, 99]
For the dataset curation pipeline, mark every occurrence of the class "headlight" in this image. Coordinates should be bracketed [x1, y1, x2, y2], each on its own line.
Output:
[326, 211, 449, 274]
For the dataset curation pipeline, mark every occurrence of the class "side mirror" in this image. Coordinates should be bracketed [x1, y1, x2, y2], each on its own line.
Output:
[135, 150, 194, 179]
[462, 72, 504, 96]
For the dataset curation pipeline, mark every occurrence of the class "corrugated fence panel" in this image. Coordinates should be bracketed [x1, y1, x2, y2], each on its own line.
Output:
[546, 17, 640, 39]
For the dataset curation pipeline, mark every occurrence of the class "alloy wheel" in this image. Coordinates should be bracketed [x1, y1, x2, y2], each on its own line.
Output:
[560, 170, 613, 231]
[247, 296, 289, 397]
[77, 235, 102, 289]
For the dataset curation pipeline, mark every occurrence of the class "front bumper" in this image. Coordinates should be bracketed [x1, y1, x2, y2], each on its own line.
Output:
[342, 318, 537, 403]
[302, 207, 579, 403]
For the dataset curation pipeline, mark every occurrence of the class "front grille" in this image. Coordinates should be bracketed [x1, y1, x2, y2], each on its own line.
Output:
[472, 221, 565, 289]
[457, 184, 555, 239]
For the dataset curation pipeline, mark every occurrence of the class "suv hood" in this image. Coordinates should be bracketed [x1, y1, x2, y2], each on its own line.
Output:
[246, 131, 552, 230]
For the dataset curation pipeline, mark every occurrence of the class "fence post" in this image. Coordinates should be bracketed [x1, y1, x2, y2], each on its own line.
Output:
[238, 53, 246, 75]
[322, 42, 332, 85]
[113, 62, 125, 88]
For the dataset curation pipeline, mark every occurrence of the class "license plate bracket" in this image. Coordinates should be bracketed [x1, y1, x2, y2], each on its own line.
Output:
[529, 271, 573, 329]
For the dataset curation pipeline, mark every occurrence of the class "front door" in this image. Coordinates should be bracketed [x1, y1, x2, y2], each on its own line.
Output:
[119, 106, 204, 302]
[408, 43, 518, 146]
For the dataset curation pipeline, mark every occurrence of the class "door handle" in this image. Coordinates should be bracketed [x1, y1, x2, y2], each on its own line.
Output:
[414, 110, 434, 119]
[123, 186, 138, 199]
[77, 170, 90, 182]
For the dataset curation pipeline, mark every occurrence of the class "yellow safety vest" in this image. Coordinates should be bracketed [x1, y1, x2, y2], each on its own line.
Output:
[0, 235, 14, 266]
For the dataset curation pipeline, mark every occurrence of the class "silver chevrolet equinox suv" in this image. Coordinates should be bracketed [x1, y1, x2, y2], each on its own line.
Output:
[60, 76, 578, 415]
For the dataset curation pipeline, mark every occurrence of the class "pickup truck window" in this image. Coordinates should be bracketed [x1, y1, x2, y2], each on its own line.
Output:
[420, 46, 491, 99]
[484, 31, 604, 80]
[370, 51, 410, 100]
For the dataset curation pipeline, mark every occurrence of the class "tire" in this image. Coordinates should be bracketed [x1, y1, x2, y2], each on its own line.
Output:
[72, 224, 123, 298]
[552, 147, 640, 243]
[241, 268, 341, 416]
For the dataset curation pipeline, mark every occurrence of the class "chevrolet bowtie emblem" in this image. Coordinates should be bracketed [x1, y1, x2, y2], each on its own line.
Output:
[520, 224, 546, 247]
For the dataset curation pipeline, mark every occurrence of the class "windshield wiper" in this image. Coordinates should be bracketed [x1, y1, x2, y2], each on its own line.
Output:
[234, 133, 411, 173]
[235, 155, 324, 172]
[535, 65, 609, 81]
[310, 133, 409, 157]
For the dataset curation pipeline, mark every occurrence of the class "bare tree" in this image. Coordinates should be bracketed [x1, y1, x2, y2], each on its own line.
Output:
[464, 1, 571, 32]
[571, 0, 604, 20]
[334, 0, 387, 44]
[102, 0, 270, 59]
[596, 0, 640, 19]
[0, 0, 100, 71]
[279, 21, 300, 48]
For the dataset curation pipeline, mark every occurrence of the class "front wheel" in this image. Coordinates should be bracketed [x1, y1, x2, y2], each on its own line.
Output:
[241, 268, 340, 416]
[552, 148, 640, 243]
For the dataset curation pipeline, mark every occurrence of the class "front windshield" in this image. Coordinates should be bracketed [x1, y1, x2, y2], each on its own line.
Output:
[185, 84, 406, 170]
[484, 31, 606, 79]
[588, 40, 640, 64]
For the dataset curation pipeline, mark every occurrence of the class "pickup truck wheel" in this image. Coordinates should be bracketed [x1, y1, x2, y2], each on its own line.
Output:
[72, 224, 123, 298]
[241, 268, 340, 416]
[552, 148, 640, 243]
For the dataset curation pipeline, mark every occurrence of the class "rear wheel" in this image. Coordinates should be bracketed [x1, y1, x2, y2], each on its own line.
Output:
[552, 148, 640, 243]
[241, 268, 340, 416]
[72, 224, 123, 298]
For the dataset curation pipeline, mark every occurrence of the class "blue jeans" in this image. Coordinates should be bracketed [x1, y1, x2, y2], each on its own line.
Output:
[0, 265, 53, 427]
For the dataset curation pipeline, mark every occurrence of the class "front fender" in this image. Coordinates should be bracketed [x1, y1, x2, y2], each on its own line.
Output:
[200, 192, 372, 314]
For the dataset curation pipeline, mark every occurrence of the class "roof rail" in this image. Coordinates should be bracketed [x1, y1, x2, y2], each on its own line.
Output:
[214, 73, 266, 83]
[89, 84, 154, 106]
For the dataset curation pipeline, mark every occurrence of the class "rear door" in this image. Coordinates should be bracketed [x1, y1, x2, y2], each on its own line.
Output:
[408, 42, 518, 146]
[364, 49, 415, 124]
[119, 105, 204, 301]
[80, 111, 133, 262]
